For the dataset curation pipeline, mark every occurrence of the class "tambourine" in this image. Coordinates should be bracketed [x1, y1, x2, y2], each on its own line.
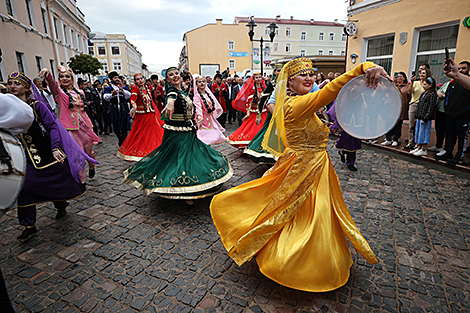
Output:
[0, 130, 26, 209]
[335, 75, 402, 140]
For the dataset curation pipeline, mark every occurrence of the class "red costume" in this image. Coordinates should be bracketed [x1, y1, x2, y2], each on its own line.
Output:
[150, 84, 164, 112]
[117, 83, 165, 161]
[211, 82, 227, 112]
[227, 76, 267, 148]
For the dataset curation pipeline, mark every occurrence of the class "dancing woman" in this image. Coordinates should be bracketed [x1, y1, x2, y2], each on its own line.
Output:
[117, 73, 165, 161]
[211, 59, 391, 292]
[6, 72, 96, 240]
[40, 66, 101, 179]
[123, 67, 233, 201]
[227, 73, 267, 148]
[192, 74, 226, 145]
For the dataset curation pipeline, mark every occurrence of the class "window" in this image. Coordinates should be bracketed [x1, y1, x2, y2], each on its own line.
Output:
[49, 59, 55, 78]
[101, 61, 108, 73]
[63, 25, 68, 44]
[16, 52, 25, 73]
[41, 8, 48, 34]
[285, 43, 291, 53]
[111, 46, 120, 55]
[319, 32, 324, 41]
[366, 35, 395, 74]
[342, 34, 347, 42]
[318, 50, 323, 56]
[98, 46, 106, 55]
[25, 0, 34, 26]
[35, 56, 43, 72]
[113, 61, 121, 71]
[329, 33, 335, 41]
[53, 16, 59, 39]
[77, 35, 82, 51]
[273, 42, 279, 52]
[341, 50, 346, 56]
[229, 59, 235, 70]
[228, 41, 234, 51]
[88, 46, 94, 55]
[300, 50, 306, 57]
[328, 50, 334, 56]
[301, 31, 306, 41]
[415, 24, 459, 84]
[6, 0, 14, 15]
[70, 29, 75, 48]
[286, 27, 291, 36]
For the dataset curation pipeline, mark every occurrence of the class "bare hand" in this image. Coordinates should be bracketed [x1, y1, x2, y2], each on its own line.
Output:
[129, 106, 136, 118]
[443, 58, 459, 79]
[162, 100, 175, 119]
[365, 65, 393, 89]
[112, 90, 118, 96]
[39, 68, 50, 78]
[53, 149, 65, 163]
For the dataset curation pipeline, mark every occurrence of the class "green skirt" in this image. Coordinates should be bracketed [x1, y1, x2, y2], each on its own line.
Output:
[243, 112, 277, 164]
[124, 130, 233, 199]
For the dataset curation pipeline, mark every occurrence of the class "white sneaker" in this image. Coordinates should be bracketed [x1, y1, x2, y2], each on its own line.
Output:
[436, 150, 446, 157]
[414, 149, 427, 156]
[370, 139, 378, 144]
[428, 146, 439, 152]
[391, 141, 398, 147]
[410, 148, 420, 154]
[381, 140, 392, 146]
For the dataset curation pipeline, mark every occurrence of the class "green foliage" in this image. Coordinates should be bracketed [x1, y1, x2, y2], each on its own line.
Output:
[67, 54, 103, 76]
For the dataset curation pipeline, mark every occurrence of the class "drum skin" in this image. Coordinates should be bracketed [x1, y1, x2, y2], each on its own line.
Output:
[0, 131, 26, 209]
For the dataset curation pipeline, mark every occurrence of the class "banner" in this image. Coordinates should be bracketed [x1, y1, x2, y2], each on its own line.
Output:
[263, 47, 271, 65]
[253, 48, 260, 65]
[228, 51, 249, 57]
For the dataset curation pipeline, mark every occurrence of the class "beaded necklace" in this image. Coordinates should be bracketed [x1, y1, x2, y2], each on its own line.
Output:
[199, 91, 214, 114]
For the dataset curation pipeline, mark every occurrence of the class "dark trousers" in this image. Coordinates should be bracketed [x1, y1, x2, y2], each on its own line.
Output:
[18, 201, 68, 226]
[0, 269, 14, 313]
[342, 150, 357, 166]
[226, 100, 236, 123]
[103, 111, 112, 134]
[94, 109, 104, 135]
[435, 111, 446, 149]
[386, 119, 403, 142]
[444, 116, 470, 159]
[217, 113, 227, 128]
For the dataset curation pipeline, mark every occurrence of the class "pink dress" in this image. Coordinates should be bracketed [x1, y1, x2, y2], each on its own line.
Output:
[193, 86, 226, 145]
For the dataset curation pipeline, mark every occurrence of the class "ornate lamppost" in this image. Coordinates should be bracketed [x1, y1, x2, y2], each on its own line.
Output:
[246, 18, 277, 75]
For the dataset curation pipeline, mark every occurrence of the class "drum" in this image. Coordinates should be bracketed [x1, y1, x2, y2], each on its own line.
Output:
[335, 74, 402, 140]
[0, 130, 26, 209]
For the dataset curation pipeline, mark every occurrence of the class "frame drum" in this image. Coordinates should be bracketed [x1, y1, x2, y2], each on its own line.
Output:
[335, 75, 402, 140]
[0, 131, 26, 209]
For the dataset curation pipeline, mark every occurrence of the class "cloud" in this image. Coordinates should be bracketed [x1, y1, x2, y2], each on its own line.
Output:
[78, 0, 348, 70]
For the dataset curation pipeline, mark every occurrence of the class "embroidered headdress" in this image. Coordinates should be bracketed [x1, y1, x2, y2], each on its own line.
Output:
[58, 65, 74, 77]
[8, 72, 31, 89]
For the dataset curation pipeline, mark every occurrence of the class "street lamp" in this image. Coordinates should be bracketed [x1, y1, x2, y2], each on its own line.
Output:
[246, 17, 277, 75]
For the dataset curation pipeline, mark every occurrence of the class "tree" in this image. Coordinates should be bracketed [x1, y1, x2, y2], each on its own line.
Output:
[67, 54, 103, 76]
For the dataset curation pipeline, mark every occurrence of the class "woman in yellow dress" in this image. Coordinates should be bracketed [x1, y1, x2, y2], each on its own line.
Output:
[210, 58, 392, 292]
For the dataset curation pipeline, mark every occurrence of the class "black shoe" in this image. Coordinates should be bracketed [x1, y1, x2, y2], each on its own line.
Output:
[55, 207, 67, 219]
[436, 154, 452, 161]
[447, 157, 461, 166]
[347, 165, 358, 171]
[89, 168, 95, 179]
[17, 226, 37, 241]
[403, 144, 415, 151]
[338, 150, 345, 163]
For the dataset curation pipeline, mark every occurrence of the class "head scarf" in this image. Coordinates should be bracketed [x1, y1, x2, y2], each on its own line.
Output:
[261, 58, 314, 156]
[232, 73, 267, 112]
[192, 74, 223, 120]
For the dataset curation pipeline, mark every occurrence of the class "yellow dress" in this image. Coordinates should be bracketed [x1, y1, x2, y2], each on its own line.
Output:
[210, 62, 378, 292]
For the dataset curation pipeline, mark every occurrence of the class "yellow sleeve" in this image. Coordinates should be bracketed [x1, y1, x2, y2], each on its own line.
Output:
[286, 62, 376, 122]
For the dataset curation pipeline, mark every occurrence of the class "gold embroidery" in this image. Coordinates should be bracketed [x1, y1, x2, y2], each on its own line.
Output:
[170, 171, 199, 186]
[33, 154, 41, 164]
[209, 168, 226, 180]
[29, 144, 38, 154]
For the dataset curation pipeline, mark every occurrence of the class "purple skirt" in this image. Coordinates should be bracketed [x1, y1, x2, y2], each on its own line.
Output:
[335, 131, 362, 152]
[17, 158, 85, 207]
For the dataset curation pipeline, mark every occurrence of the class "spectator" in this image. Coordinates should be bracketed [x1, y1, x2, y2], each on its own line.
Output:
[381, 72, 410, 146]
[411, 77, 437, 156]
[211, 74, 228, 128]
[404, 67, 432, 150]
[150, 74, 164, 112]
[429, 79, 451, 156]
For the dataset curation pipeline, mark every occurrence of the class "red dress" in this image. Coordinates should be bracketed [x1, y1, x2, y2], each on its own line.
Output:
[211, 82, 227, 113]
[150, 84, 164, 112]
[227, 84, 267, 148]
[117, 85, 165, 161]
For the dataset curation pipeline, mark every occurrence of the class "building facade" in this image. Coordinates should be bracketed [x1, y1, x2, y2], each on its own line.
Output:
[88, 32, 143, 80]
[0, 0, 90, 81]
[346, 0, 470, 84]
[182, 16, 346, 76]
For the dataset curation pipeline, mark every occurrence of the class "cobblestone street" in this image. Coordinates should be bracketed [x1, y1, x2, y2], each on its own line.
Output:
[1, 124, 470, 313]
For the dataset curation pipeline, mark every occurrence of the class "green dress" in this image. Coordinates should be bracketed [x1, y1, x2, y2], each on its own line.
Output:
[243, 81, 277, 164]
[124, 87, 233, 199]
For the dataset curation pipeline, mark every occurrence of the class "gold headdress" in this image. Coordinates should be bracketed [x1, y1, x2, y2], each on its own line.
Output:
[8, 72, 31, 89]
[261, 58, 314, 157]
